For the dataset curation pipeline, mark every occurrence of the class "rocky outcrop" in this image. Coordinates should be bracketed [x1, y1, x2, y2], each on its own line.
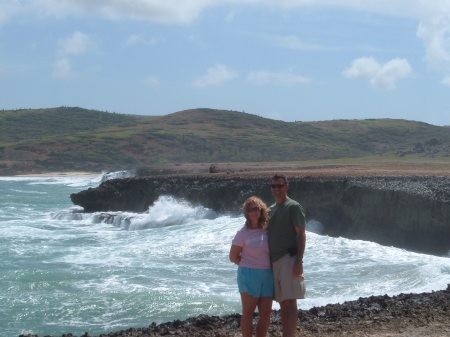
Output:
[70, 173, 450, 256]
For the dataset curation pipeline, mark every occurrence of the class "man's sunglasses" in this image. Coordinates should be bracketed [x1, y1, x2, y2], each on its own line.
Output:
[271, 183, 286, 189]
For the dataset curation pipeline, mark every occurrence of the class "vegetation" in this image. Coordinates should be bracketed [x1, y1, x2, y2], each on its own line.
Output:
[1, 106, 450, 173]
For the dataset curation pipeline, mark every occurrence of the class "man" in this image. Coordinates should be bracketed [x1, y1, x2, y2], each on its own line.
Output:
[267, 173, 306, 337]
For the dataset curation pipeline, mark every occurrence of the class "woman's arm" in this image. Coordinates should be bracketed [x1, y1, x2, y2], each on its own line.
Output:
[229, 245, 243, 265]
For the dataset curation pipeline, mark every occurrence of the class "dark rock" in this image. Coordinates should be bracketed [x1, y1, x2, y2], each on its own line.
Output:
[70, 173, 450, 255]
[209, 164, 220, 173]
[28, 286, 450, 337]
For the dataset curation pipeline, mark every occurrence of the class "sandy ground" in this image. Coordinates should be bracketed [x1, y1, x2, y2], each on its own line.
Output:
[156, 161, 450, 178]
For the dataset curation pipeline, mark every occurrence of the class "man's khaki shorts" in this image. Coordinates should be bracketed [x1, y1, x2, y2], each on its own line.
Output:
[272, 254, 306, 303]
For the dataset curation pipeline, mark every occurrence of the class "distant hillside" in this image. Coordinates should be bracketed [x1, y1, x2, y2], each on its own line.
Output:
[1, 106, 449, 174]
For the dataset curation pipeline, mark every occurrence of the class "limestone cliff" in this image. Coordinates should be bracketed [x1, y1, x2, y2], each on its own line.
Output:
[70, 173, 450, 256]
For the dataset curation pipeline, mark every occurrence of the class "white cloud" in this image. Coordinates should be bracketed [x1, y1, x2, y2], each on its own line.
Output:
[342, 57, 381, 79]
[416, 15, 450, 70]
[21, 0, 223, 24]
[53, 32, 97, 80]
[3, 0, 450, 84]
[57, 31, 97, 57]
[343, 57, 412, 90]
[0, 1, 26, 25]
[247, 70, 310, 85]
[52, 57, 75, 79]
[442, 75, 450, 86]
[250, 1, 446, 19]
[371, 59, 412, 90]
[144, 75, 161, 88]
[2, 1, 450, 25]
[192, 63, 238, 88]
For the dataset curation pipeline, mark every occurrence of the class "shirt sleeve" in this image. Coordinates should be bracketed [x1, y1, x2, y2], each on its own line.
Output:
[292, 203, 306, 227]
[231, 228, 246, 247]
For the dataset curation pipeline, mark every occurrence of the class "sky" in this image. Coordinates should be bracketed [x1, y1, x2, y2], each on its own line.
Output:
[1, 1, 450, 126]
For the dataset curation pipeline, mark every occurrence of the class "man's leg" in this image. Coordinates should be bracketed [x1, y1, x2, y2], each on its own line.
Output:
[280, 299, 298, 337]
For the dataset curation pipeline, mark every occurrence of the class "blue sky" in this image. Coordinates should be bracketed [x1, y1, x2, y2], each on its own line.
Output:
[1, 1, 450, 126]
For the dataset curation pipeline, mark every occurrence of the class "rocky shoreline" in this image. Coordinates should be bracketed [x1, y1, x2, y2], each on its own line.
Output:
[70, 171, 450, 255]
[20, 285, 450, 337]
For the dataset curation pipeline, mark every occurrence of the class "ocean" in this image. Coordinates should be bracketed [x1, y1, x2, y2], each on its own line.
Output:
[1, 173, 450, 337]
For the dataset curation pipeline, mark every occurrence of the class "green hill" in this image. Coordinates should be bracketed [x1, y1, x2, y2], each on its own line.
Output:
[1, 106, 449, 174]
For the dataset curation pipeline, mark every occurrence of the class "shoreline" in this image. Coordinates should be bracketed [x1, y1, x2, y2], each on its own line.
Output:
[5, 163, 450, 183]
[21, 286, 450, 337]
[11, 171, 102, 178]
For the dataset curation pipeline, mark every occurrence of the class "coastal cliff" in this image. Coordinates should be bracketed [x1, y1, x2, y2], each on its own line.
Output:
[70, 173, 450, 256]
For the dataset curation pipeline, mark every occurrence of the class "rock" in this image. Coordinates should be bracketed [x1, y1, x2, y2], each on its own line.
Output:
[70, 173, 450, 255]
[28, 286, 450, 337]
[209, 164, 220, 173]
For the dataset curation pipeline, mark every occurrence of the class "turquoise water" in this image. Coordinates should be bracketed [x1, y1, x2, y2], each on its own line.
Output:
[1, 174, 450, 337]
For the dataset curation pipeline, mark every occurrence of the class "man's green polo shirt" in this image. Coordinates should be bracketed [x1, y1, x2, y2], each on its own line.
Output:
[268, 197, 306, 263]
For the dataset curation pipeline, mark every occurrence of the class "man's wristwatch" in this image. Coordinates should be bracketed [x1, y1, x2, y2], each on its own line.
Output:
[295, 258, 303, 263]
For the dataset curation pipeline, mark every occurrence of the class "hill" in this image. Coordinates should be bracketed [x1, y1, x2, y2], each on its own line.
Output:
[1, 106, 450, 174]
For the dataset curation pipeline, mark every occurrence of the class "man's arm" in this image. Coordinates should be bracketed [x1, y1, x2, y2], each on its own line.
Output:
[293, 226, 306, 277]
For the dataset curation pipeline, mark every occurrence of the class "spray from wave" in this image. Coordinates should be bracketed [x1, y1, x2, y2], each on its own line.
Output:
[100, 170, 136, 183]
[52, 196, 219, 230]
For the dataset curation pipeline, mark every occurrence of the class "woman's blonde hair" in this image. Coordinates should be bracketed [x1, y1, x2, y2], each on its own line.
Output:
[242, 196, 269, 229]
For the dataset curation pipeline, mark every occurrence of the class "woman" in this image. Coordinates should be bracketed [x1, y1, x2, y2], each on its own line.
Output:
[229, 196, 273, 337]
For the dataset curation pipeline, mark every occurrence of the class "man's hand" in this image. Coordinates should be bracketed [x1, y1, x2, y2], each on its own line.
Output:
[293, 225, 306, 277]
[293, 260, 303, 277]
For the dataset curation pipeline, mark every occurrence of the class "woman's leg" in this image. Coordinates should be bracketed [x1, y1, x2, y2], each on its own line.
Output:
[240, 292, 259, 337]
[255, 296, 273, 337]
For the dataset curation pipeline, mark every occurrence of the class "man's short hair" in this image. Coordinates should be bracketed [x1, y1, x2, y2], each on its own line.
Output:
[271, 173, 287, 185]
